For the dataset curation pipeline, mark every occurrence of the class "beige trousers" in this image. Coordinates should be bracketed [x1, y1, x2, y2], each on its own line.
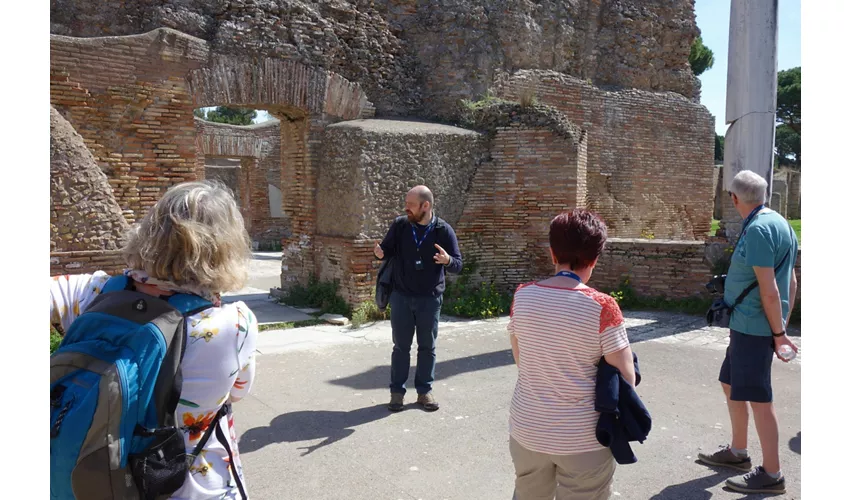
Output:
[510, 437, 615, 500]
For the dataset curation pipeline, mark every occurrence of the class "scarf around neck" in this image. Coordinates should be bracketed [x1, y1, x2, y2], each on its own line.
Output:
[123, 269, 221, 307]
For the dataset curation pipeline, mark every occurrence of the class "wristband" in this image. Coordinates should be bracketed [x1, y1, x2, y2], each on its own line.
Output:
[771, 330, 786, 337]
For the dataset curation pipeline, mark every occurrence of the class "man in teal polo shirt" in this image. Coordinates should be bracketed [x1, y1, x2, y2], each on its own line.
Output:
[698, 170, 799, 494]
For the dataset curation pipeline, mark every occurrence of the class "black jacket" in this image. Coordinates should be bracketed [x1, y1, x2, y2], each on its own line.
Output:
[376, 215, 462, 298]
[375, 256, 394, 311]
[595, 353, 651, 464]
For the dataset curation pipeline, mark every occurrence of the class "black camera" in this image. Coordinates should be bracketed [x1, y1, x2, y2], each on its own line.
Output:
[705, 274, 726, 295]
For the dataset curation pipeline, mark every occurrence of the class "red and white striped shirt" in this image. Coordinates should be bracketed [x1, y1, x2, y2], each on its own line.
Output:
[508, 282, 630, 455]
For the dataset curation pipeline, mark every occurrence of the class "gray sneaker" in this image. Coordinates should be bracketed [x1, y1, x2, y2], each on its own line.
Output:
[726, 466, 786, 494]
[697, 445, 752, 471]
[388, 393, 404, 412]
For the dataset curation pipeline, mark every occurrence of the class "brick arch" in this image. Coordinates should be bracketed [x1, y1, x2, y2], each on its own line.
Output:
[187, 53, 375, 258]
[194, 118, 283, 243]
[188, 55, 371, 121]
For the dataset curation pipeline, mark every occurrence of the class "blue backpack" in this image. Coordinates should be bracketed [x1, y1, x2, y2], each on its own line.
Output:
[50, 275, 218, 500]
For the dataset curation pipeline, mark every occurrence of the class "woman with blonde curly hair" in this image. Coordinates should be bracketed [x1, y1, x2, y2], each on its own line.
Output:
[50, 181, 258, 499]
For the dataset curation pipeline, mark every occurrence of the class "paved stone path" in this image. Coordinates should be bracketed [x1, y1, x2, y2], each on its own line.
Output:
[232, 253, 801, 499]
[222, 252, 314, 324]
[236, 314, 800, 499]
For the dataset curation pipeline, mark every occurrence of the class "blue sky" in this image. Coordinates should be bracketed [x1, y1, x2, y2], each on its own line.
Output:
[695, 0, 801, 135]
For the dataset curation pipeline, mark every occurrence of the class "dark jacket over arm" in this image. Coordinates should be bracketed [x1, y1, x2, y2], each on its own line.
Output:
[378, 216, 406, 260]
[595, 353, 651, 465]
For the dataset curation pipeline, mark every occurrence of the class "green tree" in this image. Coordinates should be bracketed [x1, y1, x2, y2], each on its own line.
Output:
[775, 124, 800, 168]
[203, 107, 257, 126]
[193, 108, 207, 119]
[774, 67, 801, 169]
[689, 36, 715, 76]
[776, 67, 801, 134]
[715, 134, 724, 162]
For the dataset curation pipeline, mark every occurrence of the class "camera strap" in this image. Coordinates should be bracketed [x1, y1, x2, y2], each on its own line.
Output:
[729, 219, 795, 310]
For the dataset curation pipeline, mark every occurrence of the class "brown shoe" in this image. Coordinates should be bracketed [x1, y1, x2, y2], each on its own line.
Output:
[388, 393, 404, 412]
[416, 392, 440, 412]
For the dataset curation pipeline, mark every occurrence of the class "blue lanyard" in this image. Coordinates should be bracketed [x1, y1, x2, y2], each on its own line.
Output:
[555, 270, 582, 283]
[411, 219, 435, 250]
[741, 204, 765, 233]
[738, 204, 765, 242]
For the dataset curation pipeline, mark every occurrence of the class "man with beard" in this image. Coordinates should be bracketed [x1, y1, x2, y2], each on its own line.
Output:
[374, 185, 463, 412]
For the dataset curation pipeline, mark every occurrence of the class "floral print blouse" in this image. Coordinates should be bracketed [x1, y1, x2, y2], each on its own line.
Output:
[50, 271, 258, 500]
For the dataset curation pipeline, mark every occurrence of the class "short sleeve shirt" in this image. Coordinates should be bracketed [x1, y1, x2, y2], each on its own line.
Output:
[724, 209, 799, 336]
[507, 282, 630, 455]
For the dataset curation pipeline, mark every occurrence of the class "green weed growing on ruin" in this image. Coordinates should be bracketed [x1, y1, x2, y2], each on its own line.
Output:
[609, 277, 711, 316]
[279, 274, 351, 316]
[350, 300, 391, 328]
[444, 259, 513, 319]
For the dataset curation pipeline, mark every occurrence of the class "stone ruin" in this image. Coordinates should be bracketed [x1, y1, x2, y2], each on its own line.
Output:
[50, 0, 730, 305]
[713, 165, 801, 221]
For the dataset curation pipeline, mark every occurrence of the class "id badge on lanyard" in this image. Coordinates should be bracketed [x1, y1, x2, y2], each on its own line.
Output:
[412, 220, 434, 271]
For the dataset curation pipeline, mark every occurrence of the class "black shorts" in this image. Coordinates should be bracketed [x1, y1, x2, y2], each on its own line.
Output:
[719, 329, 776, 403]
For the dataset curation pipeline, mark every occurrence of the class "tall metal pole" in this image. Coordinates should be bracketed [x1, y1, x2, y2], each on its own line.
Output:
[721, 0, 780, 241]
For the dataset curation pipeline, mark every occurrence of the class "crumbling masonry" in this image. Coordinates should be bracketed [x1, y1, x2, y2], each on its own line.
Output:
[50, 1, 792, 307]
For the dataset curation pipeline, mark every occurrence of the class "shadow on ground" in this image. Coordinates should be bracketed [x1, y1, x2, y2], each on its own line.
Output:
[650, 463, 786, 500]
[328, 349, 515, 390]
[789, 431, 800, 454]
[649, 468, 736, 500]
[650, 460, 778, 500]
[239, 404, 391, 456]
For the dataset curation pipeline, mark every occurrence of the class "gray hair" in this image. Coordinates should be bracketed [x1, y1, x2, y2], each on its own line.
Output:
[730, 170, 768, 204]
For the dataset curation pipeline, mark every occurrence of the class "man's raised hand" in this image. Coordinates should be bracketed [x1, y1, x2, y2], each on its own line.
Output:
[434, 243, 451, 265]
[374, 241, 384, 259]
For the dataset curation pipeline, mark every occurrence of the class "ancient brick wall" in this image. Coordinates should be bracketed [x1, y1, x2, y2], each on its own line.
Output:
[188, 55, 370, 120]
[52, 0, 701, 119]
[50, 28, 371, 278]
[302, 108, 587, 305]
[313, 237, 377, 306]
[51, 250, 127, 277]
[50, 29, 208, 223]
[592, 239, 711, 299]
[204, 164, 241, 206]
[592, 240, 802, 308]
[495, 71, 715, 241]
[301, 119, 487, 302]
[195, 118, 285, 246]
[455, 123, 588, 290]
[279, 116, 318, 289]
